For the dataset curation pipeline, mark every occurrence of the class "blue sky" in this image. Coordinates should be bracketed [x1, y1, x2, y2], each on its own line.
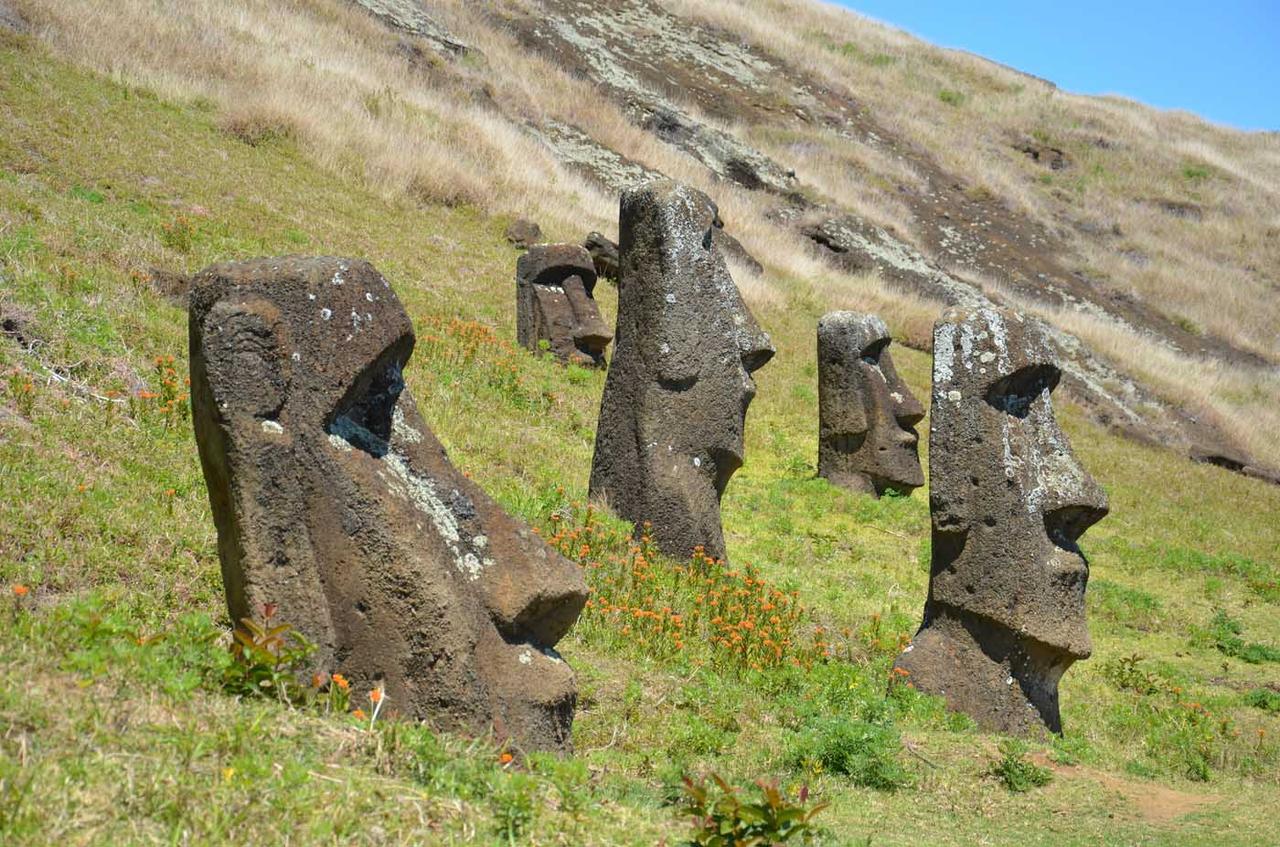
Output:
[835, 1, 1280, 131]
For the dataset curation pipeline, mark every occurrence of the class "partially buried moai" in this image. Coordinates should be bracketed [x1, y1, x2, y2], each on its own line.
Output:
[894, 306, 1108, 735]
[516, 244, 612, 367]
[817, 311, 924, 496]
[190, 256, 587, 752]
[589, 180, 774, 562]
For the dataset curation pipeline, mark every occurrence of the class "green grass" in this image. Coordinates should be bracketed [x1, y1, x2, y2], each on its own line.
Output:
[1, 37, 1279, 845]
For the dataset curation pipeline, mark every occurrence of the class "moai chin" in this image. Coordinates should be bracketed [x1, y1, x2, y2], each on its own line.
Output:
[816, 311, 924, 496]
[589, 180, 774, 562]
[894, 306, 1108, 735]
[190, 256, 587, 752]
[516, 244, 612, 368]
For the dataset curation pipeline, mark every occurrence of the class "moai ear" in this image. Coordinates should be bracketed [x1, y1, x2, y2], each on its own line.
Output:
[198, 299, 290, 421]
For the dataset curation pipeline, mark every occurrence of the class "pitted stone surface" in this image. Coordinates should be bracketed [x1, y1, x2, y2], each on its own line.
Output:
[589, 181, 774, 561]
[190, 256, 586, 752]
[895, 305, 1108, 735]
[516, 244, 612, 368]
[817, 311, 924, 496]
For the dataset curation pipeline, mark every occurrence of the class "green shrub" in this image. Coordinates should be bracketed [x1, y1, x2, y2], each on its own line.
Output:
[988, 740, 1053, 792]
[938, 89, 965, 106]
[1243, 688, 1280, 713]
[1205, 611, 1280, 664]
[679, 773, 828, 846]
[784, 716, 913, 790]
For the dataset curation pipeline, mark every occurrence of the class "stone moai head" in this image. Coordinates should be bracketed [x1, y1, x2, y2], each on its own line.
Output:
[894, 306, 1108, 735]
[190, 256, 587, 752]
[817, 311, 924, 496]
[589, 180, 774, 561]
[516, 244, 612, 368]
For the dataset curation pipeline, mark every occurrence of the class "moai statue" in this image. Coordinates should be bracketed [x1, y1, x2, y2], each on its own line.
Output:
[589, 180, 774, 561]
[190, 256, 587, 752]
[816, 312, 924, 496]
[516, 244, 613, 368]
[894, 306, 1108, 735]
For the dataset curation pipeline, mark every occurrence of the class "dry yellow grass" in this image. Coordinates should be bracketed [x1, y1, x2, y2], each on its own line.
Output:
[16, 0, 1279, 464]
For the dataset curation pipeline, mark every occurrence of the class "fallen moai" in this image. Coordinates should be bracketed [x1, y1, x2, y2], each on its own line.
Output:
[516, 244, 612, 368]
[816, 311, 924, 496]
[894, 305, 1108, 735]
[190, 255, 587, 752]
[589, 180, 774, 561]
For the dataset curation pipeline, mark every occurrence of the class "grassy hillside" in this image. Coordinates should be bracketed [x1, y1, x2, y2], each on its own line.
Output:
[2, 35, 1279, 846]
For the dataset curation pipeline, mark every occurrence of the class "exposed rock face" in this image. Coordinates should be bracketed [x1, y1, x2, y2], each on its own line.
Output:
[582, 231, 620, 282]
[190, 256, 587, 752]
[589, 181, 774, 561]
[504, 218, 543, 249]
[350, 0, 467, 56]
[516, 244, 612, 368]
[894, 306, 1108, 735]
[817, 312, 923, 496]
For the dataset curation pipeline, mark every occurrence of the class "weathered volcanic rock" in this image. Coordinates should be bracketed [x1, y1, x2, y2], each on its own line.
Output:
[589, 181, 774, 561]
[516, 244, 612, 368]
[190, 256, 587, 752]
[894, 306, 1108, 735]
[817, 312, 924, 496]
[582, 231, 619, 282]
[504, 218, 543, 249]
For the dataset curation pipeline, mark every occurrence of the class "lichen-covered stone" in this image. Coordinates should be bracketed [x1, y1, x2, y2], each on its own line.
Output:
[190, 256, 586, 752]
[589, 180, 774, 561]
[516, 244, 612, 367]
[817, 312, 923, 496]
[894, 306, 1108, 735]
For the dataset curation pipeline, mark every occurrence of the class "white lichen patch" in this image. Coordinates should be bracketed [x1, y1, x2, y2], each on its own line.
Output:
[261, 419, 284, 435]
[320, 308, 332, 321]
[392, 407, 422, 443]
[518, 649, 533, 665]
[376, 447, 491, 582]
[327, 433, 353, 452]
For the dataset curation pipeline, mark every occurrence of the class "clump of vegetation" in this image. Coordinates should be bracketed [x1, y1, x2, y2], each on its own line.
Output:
[1204, 610, 1280, 664]
[678, 773, 828, 846]
[937, 88, 965, 106]
[988, 740, 1053, 793]
[544, 503, 831, 672]
[783, 716, 913, 790]
[1243, 688, 1280, 713]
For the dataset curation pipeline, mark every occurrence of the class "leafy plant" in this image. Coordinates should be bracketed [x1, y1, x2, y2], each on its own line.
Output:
[1243, 688, 1280, 713]
[938, 88, 965, 106]
[222, 603, 316, 704]
[784, 716, 913, 791]
[988, 740, 1053, 792]
[1206, 611, 1280, 664]
[679, 773, 828, 846]
[1101, 654, 1166, 695]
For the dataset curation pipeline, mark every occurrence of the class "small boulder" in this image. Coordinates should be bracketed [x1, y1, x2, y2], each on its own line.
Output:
[582, 231, 619, 282]
[504, 218, 543, 249]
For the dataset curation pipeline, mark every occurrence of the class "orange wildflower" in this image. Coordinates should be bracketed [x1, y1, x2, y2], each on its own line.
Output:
[352, 708, 367, 720]
[12, 584, 29, 597]
[332, 673, 350, 691]
[370, 687, 384, 704]
[499, 752, 514, 766]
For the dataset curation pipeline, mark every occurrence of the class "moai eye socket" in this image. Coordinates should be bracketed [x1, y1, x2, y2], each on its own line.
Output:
[860, 338, 889, 367]
[984, 363, 1060, 419]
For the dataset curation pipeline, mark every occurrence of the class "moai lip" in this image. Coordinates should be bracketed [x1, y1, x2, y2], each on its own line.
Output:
[589, 180, 774, 562]
[817, 311, 924, 497]
[189, 256, 587, 752]
[894, 306, 1108, 735]
[516, 244, 613, 368]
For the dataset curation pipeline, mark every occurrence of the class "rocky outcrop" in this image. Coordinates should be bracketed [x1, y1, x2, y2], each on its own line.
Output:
[189, 255, 587, 752]
[350, 0, 467, 56]
[504, 218, 543, 249]
[590, 181, 774, 561]
[895, 306, 1108, 735]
